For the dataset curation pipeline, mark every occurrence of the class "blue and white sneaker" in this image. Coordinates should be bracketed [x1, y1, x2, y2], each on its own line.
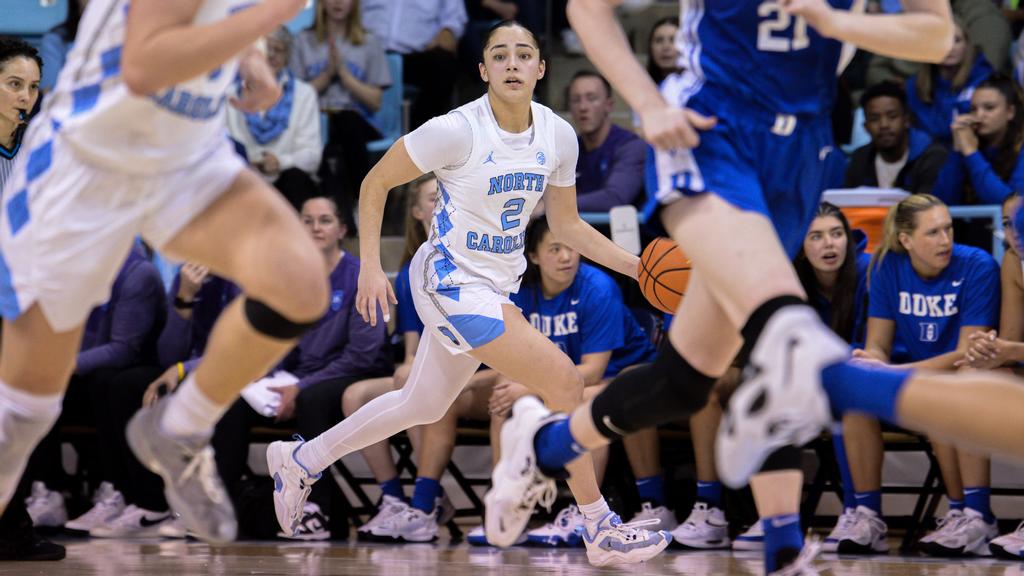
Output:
[579, 511, 671, 567]
[733, 520, 765, 551]
[526, 505, 584, 547]
[267, 436, 322, 537]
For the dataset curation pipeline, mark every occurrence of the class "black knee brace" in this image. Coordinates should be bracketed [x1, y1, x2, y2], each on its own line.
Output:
[592, 343, 718, 440]
[760, 446, 803, 472]
[243, 298, 320, 340]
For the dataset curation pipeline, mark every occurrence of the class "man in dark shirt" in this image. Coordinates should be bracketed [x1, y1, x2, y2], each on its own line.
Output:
[844, 82, 948, 195]
[568, 70, 647, 212]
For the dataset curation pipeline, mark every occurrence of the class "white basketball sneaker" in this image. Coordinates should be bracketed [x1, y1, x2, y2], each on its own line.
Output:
[733, 520, 765, 551]
[357, 495, 409, 542]
[671, 502, 730, 549]
[835, 506, 889, 554]
[24, 482, 67, 528]
[716, 307, 848, 488]
[267, 436, 321, 537]
[922, 508, 998, 557]
[579, 511, 671, 567]
[822, 507, 856, 553]
[484, 396, 560, 547]
[66, 482, 125, 533]
[629, 501, 678, 532]
[90, 505, 174, 538]
[770, 537, 825, 576]
[989, 520, 1024, 559]
[918, 509, 965, 547]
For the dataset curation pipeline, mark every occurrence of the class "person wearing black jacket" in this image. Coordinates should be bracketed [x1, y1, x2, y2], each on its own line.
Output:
[844, 82, 948, 195]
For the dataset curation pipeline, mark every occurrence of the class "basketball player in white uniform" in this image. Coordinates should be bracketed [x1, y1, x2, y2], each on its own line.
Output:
[0, 0, 329, 544]
[268, 22, 669, 566]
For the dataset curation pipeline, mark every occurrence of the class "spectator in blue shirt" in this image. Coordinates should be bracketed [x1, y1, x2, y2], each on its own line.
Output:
[932, 73, 1024, 206]
[845, 194, 1000, 556]
[360, 0, 467, 129]
[37, 0, 87, 91]
[568, 71, 646, 212]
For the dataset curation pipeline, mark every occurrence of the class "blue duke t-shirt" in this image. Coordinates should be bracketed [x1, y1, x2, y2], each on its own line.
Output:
[512, 264, 655, 377]
[395, 262, 424, 336]
[869, 244, 999, 362]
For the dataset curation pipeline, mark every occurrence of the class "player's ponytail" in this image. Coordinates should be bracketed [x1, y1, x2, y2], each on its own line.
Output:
[869, 194, 947, 286]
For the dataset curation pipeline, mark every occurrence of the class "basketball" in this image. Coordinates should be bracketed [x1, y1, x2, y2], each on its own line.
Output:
[638, 237, 692, 314]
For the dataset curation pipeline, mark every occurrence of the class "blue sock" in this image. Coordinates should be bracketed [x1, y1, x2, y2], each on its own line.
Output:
[696, 481, 723, 508]
[379, 476, 404, 501]
[831, 425, 857, 510]
[410, 477, 441, 514]
[763, 514, 803, 573]
[534, 418, 586, 473]
[948, 497, 965, 511]
[854, 490, 882, 515]
[821, 361, 911, 423]
[636, 475, 666, 506]
[965, 486, 995, 523]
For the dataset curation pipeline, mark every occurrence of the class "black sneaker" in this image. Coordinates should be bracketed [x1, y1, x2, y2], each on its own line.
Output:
[0, 529, 66, 561]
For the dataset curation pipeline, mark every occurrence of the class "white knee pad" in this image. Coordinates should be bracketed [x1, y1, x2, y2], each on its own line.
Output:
[0, 380, 63, 511]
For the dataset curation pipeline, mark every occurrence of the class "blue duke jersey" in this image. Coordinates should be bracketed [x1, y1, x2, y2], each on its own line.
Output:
[511, 264, 657, 378]
[395, 261, 424, 336]
[404, 95, 578, 296]
[869, 245, 1000, 362]
[41, 0, 254, 174]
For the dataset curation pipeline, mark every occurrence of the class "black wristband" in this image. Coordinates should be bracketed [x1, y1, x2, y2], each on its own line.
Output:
[173, 296, 195, 309]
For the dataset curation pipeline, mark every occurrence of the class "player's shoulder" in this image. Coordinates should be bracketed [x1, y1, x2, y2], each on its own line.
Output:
[953, 244, 999, 273]
[576, 264, 622, 300]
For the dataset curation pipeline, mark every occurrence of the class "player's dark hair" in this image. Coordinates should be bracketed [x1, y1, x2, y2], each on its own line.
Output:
[482, 20, 541, 61]
[860, 81, 907, 111]
[794, 202, 860, 343]
[521, 215, 552, 287]
[565, 69, 612, 108]
[870, 193, 948, 286]
[0, 36, 43, 75]
[964, 73, 1024, 204]
[403, 174, 436, 264]
[646, 16, 680, 85]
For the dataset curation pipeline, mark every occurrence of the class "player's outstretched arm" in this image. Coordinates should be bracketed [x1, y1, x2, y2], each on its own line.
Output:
[783, 0, 953, 63]
[544, 183, 639, 281]
[122, 0, 306, 95]
[355, 138, 424, 327]
[566, 0, 715, 151]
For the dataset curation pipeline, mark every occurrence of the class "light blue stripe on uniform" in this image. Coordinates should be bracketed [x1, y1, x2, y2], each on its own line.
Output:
[72, 84, 102, 115]
[436, 285, 460, 302]
[449, 313, 504, 348]
[434, 257, 456, 282]
[0, 250, 21, 320]
[100, 45, 122, 78]
[6, 190, 29, 236]
[26, 140, 52, 182]
[437, 209, 453, 237]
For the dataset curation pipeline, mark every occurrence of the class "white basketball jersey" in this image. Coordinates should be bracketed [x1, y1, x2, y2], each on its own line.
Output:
[426, 96, 566, 295]
[41, 0, 251, 174]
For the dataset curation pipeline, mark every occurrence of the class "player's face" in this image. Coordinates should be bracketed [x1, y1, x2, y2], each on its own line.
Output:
[530, 230, 579, 291]
[863, 96, 908, 151]
[1002, 195, 1022, 258]
[0, 57, 41, 130]
[803, 216, 847, 275]
[901, 206, 954, 273]
[411, 179, 438, 224]
[941, 25, 966, 68]
[568, 77, 613, 137]
[302, 198, 347, 252]
[650, 23, 679, 74]
[480, 27, 544, 101]
[970, 87, 1015, 140]
[323, 0, 354, 23]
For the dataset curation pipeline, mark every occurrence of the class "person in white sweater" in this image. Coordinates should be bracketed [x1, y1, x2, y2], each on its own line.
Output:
[227, 26, 322, 208]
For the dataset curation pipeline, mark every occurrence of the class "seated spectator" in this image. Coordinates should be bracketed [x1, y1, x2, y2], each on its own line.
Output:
[38, 0, 88, 91]
[844, 82, 947, 195]
[361, 0, 467, 129]
[291, 0, 391, 205]
[646, 17, 680, 87]
[845, 194, 1000, 557]
[227, 27, 321, 209]
[25, 247, 166, 534]
[906, 18, 993, 146]
[932, 73, 1024, 206]
[568, 71, 646, 212]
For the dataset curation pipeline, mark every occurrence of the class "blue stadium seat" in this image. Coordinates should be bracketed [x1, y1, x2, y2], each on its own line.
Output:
[366, 53, 403, 154]
[3, 0, 68, 36]
[285, 0, 315, 34]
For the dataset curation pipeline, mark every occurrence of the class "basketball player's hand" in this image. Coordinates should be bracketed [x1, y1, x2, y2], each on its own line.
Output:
[178, 262, 209, 301]
[639, 105, 716, 150]
[780, 0, 836, 37]
[357, 265, 397, 327]
[489, 380, 529, 416]
[269, 383, 299, 422]
[261, 152, 281, 175]
[143, 366, 182, 408]
[231, 51, 281, 113]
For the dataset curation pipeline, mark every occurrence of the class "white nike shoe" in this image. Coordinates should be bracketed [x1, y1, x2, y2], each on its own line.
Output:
[484, 396, 560, 547]
[716, 307, 847, 488]
[24, 482, 67, 528]
[918, 509, 965, 547]
[989, 520, 1024, 559]
[579, 511, 671, 567]
[822, 507, 856, 553]
[66, 482, 125, 533]
[376, 506, 440, 543]
[671, 502, 730, 550]
[629, 501, 678, 532]
[357, 495, 409, 541]
[835, 506, 889, 554]
[922, 508, 998, 557]
[526, 505, 584, 547]
[733, 520, 765, 551]
[267, 436, 321, 537]
[90, 505, 174, 538]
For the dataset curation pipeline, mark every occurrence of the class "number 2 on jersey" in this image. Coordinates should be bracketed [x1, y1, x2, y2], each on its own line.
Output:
[500, 198, 526, 231]
[757, 0, 809, 52]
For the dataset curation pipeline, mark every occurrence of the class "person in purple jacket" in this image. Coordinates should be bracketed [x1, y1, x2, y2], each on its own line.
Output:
[567, 70, 646, 212]
[24, 246, 166, 533]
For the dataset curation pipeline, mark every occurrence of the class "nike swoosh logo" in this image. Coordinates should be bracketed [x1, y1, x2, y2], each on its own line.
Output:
[770, 516, 799, 529]
[952, 279, 964, 287]
[570, 299, 580, 305]
[601, 416, 629, 437]
[140, 514, 173, 527]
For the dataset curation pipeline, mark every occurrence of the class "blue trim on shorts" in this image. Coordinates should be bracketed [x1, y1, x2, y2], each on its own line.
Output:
[100, 45, 122, 79]
[449, 313, 505, 348]
[0, 250, 21, 320]
[26, 140, 52, 183]
[72, 84, 102, 116]
[6, 189, 29, 236]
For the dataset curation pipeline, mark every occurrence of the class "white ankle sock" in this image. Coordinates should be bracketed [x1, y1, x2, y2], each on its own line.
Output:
[579, 497, 611, 522]
[159, 375, 228, 439]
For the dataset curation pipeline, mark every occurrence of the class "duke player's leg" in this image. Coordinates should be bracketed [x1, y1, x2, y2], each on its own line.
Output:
[127, 169, 329, 543]
[0, 308, 83, 517]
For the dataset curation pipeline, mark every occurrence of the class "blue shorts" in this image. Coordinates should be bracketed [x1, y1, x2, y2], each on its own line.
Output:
[647, 79, 832, 258]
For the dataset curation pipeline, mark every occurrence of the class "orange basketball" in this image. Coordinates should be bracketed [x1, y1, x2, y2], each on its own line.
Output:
[637, 237, 692, 314]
